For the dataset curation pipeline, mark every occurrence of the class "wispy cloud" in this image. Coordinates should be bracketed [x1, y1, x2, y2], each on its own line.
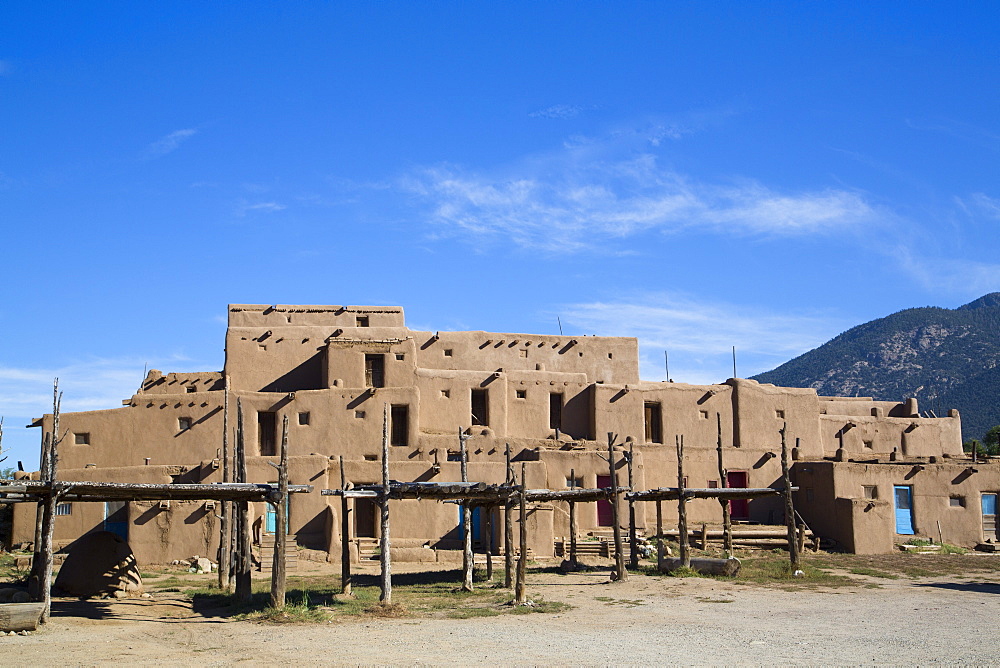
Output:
[893, 245, 1000, 296]
[146, 128, 198, 158]
[402, 146, 880, 252]
[236, 201, 286, 216]
[529, 104, 584, 119]
[957, 192, 1000, 220]
[559, 293, 845, 384]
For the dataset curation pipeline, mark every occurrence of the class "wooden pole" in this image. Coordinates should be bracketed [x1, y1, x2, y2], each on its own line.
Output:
[235, 399, 252, 602]
[608, 433, 628, 581]
[515, 462, 527, 604]
[38, 381, 62, 623]
[568, 467, 577, 568]
[656, 499, 664, 572]
[716, 412, 732, 558]
[218, 378, 231, 591]
[29, 431, 50, 600]
[780, 422, 800, 570]
[677, 434, 690, 569]
[460, 428, 473, 592]
[379, 404, 392, 604]
[627, 442, 638, 569]
[340, 456, 352, 596]
[485, 504, 494, 581]
[269, 415, 289, 610]
[504, 443, 514, 588]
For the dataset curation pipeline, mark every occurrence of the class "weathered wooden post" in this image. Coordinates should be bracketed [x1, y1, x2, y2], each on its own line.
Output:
[339, 456, 352, 596]
[515, 462, 527, 604]
[716, 412, 732, 558]
[781, 422, 800, 570]
[218, 378, 232, 591]
[459, 428, 473, 592]
[676, 434, 690, 569]
[379, 404, 392, 604]
[29, 431, 50, 600]
[627, 442, 638, 569]
[484, 505, 494, 581]
[504, 443, 514, 588]
[235, 399, 252, 602]
[568, 467, 578, 568]
[269, 415, 289, 610]
[655, 499, 664, 571]
[39, 382, 62, 623]
[608, 433, 628, 581]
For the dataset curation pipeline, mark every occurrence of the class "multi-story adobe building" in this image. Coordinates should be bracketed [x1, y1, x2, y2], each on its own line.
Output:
[11, 304, 999, 563]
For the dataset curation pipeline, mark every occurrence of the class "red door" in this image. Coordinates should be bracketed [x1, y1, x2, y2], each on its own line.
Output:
[596, 475, 614, 526]
[727, 471, 750, 520]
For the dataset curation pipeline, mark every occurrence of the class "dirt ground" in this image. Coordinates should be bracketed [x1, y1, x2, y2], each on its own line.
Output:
[4, 556, 1000, 666]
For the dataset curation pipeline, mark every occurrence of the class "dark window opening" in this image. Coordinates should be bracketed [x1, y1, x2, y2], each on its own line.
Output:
[549, 393, 563, 430]
[298, 411, 310, 426]
[258, 411, 277, 456]
[356, 316, 369, 327]
[708, 480, 719, 489]
[74, 432, 90, 445]
[516, 389, 526, 399]
[565, 477, 583, 489]
[644, 402, 662, 443]
[55, 503, 72, 516]
[186, 386, 196, 394]
[390, 405, 409, 446]
[444, 349, 453, 357]
[863, 485, 878, 499]
[949, 496, 965, 507]
[471, 389, 489, 426]
[365, 354, 385, 388]
[395, 353, 405, 360]
[178, 417, 192, 431]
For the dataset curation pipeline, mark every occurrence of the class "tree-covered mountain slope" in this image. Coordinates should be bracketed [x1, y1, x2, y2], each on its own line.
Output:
[752, 293, 1000, 441]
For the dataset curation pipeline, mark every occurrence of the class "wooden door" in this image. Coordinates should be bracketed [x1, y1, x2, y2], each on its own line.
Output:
[983, 493, 998, 541]
[355, 498, 376, 538]
[727, 471, 750, 520]
[104, 501, 128, 539]
[596, 475, 614, 526]
[894, 485, 915, 535]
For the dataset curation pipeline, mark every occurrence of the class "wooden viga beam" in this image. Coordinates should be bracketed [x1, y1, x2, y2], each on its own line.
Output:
[626, 487, 797, 502]
[0, 480, 313, 503]
[323, 481, 518, 502]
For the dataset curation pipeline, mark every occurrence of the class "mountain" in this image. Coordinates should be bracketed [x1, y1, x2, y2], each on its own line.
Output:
[752, 293, 1000, 441]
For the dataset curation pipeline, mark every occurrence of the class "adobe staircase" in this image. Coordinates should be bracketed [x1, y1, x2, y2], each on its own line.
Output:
[356, 537, 380, 560]
[259, 534, 299, 571]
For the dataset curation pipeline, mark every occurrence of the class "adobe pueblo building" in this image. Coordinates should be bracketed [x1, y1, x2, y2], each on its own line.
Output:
[12, 304, 999, 562]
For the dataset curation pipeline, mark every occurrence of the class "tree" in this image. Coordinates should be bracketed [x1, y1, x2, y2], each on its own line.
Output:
[964, 439, 986, 457]
[984, 425, 1000, 456]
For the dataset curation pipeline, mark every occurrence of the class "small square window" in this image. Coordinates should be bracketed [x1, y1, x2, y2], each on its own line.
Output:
[356, 316, 369, 327]
[775, 409, 785, 419]
[178, 417, 192, 431]
[516, 389, 526, 399]
[863, 485, 878, 499]
[74, 432, 90, 445]
[565, 477, 583, 489]
[395, 353, 405, 361]
[55, 503, 72, 516]
[708, 480, 719, 488]
[519, 349, 527, 358]
[699, 410, 708, 419]
[440, 389, 450, 398]
[363, 454, 377, 461]
[186, 386, 196, 394]
[863, 440, 873, 449]
[949, 496, 965, 507]
[298, 412, 310, 426]
[355, 410, 366, 419]
[444, 349, 453, 357]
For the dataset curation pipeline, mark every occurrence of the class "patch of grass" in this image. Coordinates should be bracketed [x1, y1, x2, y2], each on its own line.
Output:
[240, 593, 332, 623]
[696, 597, 734, 603]
[510, 599, 570, 614]
[849, 567, 900, 579]
[665, 566, 705, 578]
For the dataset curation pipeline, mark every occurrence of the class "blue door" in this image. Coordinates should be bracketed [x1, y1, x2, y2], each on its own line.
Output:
[983, 494, 998, 540]
[265, 500, 288, 534]
[471, 506, 482, 543]
[104, 501, 128, 540]
[894, 485, 915, 535]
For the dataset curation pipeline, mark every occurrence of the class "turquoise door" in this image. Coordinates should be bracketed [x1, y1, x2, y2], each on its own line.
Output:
[104, 501, 128, 540]
[983, 494, 998, 540]
[265, 501, 288, 534]
[894, 485, 915, 535]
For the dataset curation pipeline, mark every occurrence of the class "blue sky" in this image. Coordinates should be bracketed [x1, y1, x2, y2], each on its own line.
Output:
[2, 2, 998, 468]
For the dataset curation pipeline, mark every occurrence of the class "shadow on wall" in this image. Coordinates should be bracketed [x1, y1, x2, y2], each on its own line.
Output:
[260, 352, 325, 393]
